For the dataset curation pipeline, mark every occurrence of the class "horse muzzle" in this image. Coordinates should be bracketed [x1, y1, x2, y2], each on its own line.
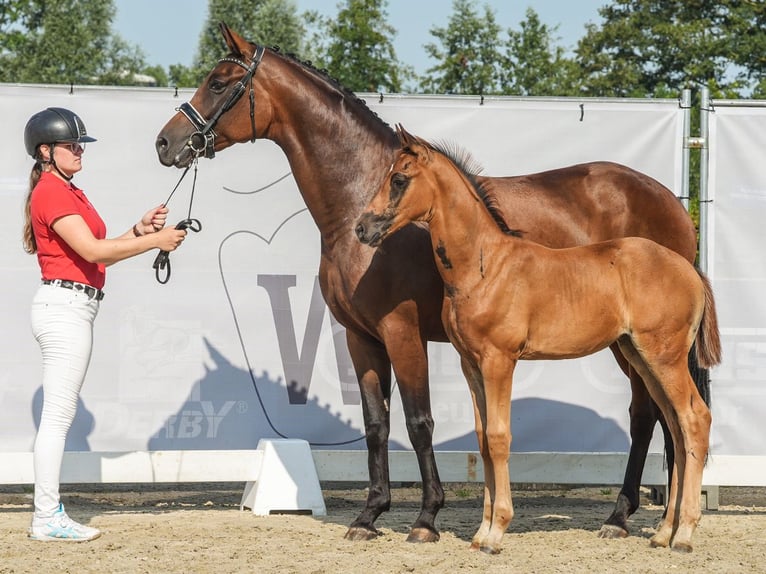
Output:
[355, 214, 390, 247]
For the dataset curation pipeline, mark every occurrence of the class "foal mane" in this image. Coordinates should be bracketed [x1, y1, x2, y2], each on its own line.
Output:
[429, 140, 522, 238]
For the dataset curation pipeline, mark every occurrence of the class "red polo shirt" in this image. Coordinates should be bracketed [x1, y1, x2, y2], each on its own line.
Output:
[31, 172, 107, 289]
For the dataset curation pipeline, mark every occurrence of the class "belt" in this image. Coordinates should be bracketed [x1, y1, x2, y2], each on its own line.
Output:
[42, 279, 105, 301]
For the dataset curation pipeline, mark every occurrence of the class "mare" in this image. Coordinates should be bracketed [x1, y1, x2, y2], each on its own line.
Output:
[355, 126, 721, 553]
[155, 23, 704, 543]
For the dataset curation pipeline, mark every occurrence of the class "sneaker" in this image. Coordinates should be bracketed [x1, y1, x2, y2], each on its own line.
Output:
[28, 503, 101, 542]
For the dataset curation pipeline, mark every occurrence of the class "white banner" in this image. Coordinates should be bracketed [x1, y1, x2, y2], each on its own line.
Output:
[707, 102, 766, 456]
[0, 85, 684, 458]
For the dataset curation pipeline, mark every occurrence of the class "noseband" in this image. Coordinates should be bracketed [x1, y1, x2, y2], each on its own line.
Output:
[177, 44, 266, 159]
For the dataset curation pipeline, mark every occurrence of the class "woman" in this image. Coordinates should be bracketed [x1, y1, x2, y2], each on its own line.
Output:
[22, 107, 187, 541]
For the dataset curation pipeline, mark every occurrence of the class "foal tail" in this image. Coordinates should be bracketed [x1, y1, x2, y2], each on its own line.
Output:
[695, 269, 722, 370]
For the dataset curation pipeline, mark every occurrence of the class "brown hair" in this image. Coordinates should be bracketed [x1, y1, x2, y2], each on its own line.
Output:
[22, 161, 43, 254]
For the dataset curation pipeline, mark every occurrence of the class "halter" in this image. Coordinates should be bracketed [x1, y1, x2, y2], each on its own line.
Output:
[176, 44, 266, 159]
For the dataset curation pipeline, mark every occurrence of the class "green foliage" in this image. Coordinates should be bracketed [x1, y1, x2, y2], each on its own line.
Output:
[502, 8, 581, 96]
[575, 0, 766, 97]
[190, 0, 306, 86]
[419, 0, 504, 95]
[0, 0, 152, 86]
[306, 0, 412, 93]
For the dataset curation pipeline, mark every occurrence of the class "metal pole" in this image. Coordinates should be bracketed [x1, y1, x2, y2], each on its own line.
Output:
[698, 86, 711, 273]
[680, 89, 691, 211]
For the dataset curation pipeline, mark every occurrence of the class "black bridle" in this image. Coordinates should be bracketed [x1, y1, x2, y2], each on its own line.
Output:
[176, 44, 266, 159]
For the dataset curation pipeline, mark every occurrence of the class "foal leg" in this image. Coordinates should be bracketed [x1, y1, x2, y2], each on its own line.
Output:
[620, 339, 710, 552]
[459, 359, 494, 551]
[600, 344, 666, 538]
[474, 356, 516, 555]
[653, 365, 711, 552]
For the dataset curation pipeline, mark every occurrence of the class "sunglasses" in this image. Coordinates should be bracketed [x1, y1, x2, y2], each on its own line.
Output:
[56, 142, 85, 154]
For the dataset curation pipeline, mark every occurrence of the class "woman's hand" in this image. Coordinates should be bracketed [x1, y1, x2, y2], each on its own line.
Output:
[153, 226, 187, 252]
[135, 205, 169, 235]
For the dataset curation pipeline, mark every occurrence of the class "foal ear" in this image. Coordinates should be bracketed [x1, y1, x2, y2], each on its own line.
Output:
[395, 124, 414, 148]
[395, 124, 432, 164]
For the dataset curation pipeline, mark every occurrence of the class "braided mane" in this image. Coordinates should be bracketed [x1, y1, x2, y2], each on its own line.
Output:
[262, 45, 393, 133]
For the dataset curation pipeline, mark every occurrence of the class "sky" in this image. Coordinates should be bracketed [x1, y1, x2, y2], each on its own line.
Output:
[113, 0, 606, 74]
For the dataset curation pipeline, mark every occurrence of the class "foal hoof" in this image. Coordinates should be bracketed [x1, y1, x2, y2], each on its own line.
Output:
[598, 524, 629, 539]
[671, 541, 694, 553]
[469, 540, 501, 554]
[344, 526, 380, 541]
[406, 527, 440, 544]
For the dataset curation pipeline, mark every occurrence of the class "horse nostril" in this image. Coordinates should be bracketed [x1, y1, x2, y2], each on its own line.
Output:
[155, 136, 168, 152]
[355, 222, 366, 241]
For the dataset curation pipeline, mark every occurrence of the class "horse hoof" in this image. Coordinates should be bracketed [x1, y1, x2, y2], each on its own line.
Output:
[406, 527, 440, 543]
[344, 526, 380, 541]
[479, 545, 501, 555]
[649, 535, 670, 549]
[598, 524, 629, 539]
[671, 541, 694, 553]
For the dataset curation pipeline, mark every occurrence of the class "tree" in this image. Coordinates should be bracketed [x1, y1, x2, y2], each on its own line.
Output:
[574, 0, 766, 98]
[419, 0, 504, 95]
[0, 0, 149, 85]
[310, 0, 410, 93]
[190, 0, 306, 85]
[501, 8, 580, 96]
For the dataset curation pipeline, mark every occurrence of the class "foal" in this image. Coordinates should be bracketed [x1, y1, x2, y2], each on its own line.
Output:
[355, 126, 721, 554]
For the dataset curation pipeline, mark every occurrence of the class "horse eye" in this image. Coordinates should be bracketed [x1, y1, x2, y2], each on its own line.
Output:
[390, 173, 409, 201]
[209, 78, 227, 93]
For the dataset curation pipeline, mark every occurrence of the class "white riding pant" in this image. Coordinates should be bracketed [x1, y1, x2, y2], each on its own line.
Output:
[30, 284, 99, 518]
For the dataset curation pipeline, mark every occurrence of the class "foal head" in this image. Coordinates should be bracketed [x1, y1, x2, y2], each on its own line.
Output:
[355, 125, 484, 247]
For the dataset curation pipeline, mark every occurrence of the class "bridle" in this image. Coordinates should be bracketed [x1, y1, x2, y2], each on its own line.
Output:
[154, 44, 265, 284]
[176, 44, 266, 159]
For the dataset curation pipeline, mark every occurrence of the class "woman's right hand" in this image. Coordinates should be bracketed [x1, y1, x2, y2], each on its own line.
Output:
[154, 226, 187, 252]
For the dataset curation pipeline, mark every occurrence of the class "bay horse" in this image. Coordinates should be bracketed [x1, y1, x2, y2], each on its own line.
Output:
[355, 126, 721, 553]
[155, 23, 703, 543]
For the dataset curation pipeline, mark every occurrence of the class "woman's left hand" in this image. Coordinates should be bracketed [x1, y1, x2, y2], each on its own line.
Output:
[137, 205, 169, 235]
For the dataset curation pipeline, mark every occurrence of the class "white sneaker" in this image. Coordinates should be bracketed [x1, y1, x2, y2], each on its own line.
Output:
[28, 503, 101, 542]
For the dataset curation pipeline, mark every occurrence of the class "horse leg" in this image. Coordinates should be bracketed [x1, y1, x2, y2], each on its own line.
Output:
[652, 364, 710, 552]
[619, 338, 710, 552]
[390, 336, 444, 543]
[600, 344, 664, 538]
[474, 356, 516, 555]
[459, 358, 494, 551]
[343, 329, 393, 541]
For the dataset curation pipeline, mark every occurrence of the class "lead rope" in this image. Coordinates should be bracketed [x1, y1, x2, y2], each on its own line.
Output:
[153, 157, 203, 284]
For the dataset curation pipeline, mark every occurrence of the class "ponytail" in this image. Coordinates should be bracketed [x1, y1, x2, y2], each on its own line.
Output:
[22, 161, 43, 254]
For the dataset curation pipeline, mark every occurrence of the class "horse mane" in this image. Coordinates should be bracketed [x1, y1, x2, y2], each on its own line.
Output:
[259, 44, 394, 135]
[429, 140, 523, 238]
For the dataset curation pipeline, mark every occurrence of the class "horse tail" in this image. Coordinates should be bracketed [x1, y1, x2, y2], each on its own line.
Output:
[695, 269, 722, 370]
[688, 345, 710, 407]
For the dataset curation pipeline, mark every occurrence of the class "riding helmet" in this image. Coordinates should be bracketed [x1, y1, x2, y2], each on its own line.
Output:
[24, 107, 97, 157]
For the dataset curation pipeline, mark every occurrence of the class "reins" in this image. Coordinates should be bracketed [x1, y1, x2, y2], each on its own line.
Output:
[152, 158, 202, 284]
[154, 44, 266, 284]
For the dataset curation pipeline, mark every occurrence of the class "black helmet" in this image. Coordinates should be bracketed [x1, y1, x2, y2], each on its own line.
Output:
[24, 107, 97, 157]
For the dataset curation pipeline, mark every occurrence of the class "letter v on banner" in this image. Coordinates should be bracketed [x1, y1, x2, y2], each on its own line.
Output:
[256, 275, 360, 405]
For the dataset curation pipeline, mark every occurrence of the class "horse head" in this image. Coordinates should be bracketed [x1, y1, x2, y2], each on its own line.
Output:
[355, 125, 439, 247]
[155, 23, 270, 167]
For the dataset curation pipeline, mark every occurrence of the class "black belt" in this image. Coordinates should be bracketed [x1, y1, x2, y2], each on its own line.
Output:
[42, 279, 105, 301]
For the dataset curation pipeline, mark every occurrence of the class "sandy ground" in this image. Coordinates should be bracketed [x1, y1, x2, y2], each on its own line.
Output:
[1, 482, 764, 574]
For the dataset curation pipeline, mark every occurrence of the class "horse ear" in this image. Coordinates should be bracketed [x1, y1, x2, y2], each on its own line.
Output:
[396, 124, 431, 163]
[219, 22, 248, 57]
[395, 124, 411, 148]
